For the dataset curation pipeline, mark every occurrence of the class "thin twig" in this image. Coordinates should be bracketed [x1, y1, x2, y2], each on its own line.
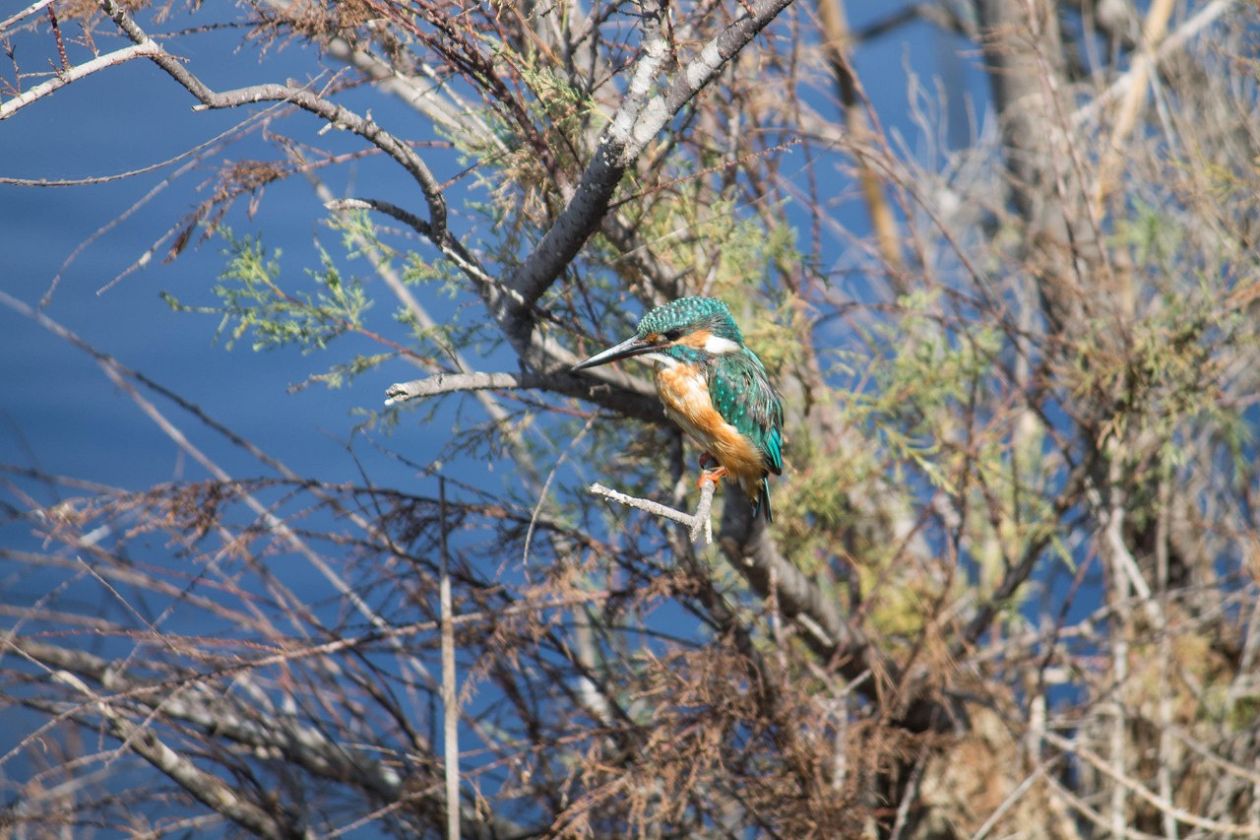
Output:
[47, 3, 68, 74]
[970, 755, 1063, 840]
[524, 415, 597, 565]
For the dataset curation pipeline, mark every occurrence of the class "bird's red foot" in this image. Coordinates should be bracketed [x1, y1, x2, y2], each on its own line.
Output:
[696, 465, 728, 489]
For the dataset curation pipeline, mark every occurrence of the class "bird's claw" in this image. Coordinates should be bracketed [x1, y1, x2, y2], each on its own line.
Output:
[696, 466, 728, 489]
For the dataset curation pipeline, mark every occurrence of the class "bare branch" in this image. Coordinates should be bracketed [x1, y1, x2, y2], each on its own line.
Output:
[1043, 730, 1260, 837]
[259, 0, 496, 144]
[96, 0, 448, 243]
[0, 43, 161, 120]
[1091, 0, 1177, 215]
[816, 0, 904, 276]
[385, 369, 665, 424]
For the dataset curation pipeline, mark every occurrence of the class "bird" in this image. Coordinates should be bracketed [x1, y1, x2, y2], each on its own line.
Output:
[572, 296, 784, 520]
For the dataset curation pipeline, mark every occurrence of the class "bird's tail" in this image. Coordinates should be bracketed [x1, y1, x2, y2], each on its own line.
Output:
[752, 476, 773, 522]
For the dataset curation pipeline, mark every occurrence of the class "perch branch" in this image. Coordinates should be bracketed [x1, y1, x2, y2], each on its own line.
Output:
[588, 478, 717, 544]
[386, 371, 557, 406]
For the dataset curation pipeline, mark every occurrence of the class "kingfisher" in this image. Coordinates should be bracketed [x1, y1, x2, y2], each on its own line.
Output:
[572, 296, 784, 520]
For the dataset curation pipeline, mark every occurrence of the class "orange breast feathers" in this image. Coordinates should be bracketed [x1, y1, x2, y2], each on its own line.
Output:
[654, 365, 767, 500]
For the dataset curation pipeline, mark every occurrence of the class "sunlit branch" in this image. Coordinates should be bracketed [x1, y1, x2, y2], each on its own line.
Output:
[385, 369, 664, 424]
[0, 0, 55, 33]
[385, 371, 552, 406]
[0, 42, 161, 120]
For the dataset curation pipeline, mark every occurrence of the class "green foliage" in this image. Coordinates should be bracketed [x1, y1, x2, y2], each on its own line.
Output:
[164, 230, 370, 354]
[1079, 284, 1244, 470]
[333, 209, 399, 265]
[517, 59, 592, 141]
[1116, 199, 1184, 269]
[1229, 693, 1260, 731]
[871, 292, 1002, 435]
[289, 353, 394, 393]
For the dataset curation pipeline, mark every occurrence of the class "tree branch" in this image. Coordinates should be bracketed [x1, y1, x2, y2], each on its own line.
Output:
[495, 0, 798, 345]
[0, 0, 54, 34]
[816, 0, 904, 277]
[257, 0, 499, 145]
[1043, 729, 1260, 837]
[96, 0, 448, 243]
[594, 476, 952, 735]
[0, 43, 161, 120]
[1091, 0, 1177, 216]
[41, 668, 303, 840]
[385, 369, 666, 424]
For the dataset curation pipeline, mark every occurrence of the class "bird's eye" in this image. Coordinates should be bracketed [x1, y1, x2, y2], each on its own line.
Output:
[663, 329, 683, 341]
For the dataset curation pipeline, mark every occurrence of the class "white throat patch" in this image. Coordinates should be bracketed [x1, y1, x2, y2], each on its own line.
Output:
[702, 334, 741, 355]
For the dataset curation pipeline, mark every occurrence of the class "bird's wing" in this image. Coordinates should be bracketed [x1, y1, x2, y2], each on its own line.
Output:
[707, 349, 784, 476]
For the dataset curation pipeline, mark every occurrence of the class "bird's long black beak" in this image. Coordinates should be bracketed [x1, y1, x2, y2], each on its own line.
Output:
[571, 335, 655, 372]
